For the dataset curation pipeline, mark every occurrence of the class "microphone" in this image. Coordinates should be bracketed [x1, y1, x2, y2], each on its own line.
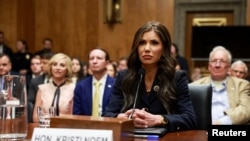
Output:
[128, 68, 145, 119]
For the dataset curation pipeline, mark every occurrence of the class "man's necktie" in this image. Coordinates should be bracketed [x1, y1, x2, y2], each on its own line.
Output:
[92, 81, 101, 117]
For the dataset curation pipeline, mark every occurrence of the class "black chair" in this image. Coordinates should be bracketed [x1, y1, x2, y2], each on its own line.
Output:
[188, 84, 212, 130]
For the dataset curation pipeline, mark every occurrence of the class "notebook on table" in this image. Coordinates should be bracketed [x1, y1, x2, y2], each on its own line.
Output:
[134, 127, 168, 138]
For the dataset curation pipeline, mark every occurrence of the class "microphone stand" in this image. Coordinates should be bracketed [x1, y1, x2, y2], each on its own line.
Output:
[128, 74, 143, 119]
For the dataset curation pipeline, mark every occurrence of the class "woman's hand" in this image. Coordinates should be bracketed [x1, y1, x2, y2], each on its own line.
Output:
[131, 108, 163, 128]
[116, 109, 133, 119]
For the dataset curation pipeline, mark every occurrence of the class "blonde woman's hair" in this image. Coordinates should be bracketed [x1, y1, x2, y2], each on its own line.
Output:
[47, 53, 73, 83]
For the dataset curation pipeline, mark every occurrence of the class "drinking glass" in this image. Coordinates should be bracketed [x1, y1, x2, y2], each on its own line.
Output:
[37, 106, 56, 128]
[0, 75, 28, 140]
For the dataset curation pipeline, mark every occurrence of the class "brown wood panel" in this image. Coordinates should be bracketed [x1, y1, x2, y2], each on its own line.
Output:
[17, 0, 35, 53]
[0, 0, 192, 63]
[0, 0, 17, 50]
[98, 0, 174, 62]
[247, 0, 250, 25]
[185, 12, 234, 76]
[0, 0, 174, 62]
[34, 0, 62, 54]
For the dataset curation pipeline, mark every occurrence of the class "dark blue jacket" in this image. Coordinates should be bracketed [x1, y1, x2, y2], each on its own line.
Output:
[73, 75, 115, 115]
[103, 70, 197, 132]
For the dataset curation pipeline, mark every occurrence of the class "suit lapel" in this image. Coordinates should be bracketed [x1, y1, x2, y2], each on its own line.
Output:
[226, 77, 236, 107]
[102, 76, 113, 109]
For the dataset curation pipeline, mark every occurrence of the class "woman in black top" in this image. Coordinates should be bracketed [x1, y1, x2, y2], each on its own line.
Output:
[103, 21, 197, 132]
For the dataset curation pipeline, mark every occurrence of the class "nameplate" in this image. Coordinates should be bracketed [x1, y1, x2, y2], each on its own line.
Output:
[31, 128, 113, 141]
[6, 99, 20, 105]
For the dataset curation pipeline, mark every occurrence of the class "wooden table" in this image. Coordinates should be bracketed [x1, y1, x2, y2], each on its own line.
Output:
[27, 123, 208, 141]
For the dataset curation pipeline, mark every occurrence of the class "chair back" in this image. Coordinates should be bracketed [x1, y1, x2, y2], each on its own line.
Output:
[188, 84, 212, 130]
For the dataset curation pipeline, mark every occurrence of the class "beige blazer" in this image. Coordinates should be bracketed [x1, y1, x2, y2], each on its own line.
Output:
[191, 76, 250, 124]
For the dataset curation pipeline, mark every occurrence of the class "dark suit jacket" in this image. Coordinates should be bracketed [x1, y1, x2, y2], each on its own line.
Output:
[27, 74, 46, 123]
[73, 75, 115, 116]
[27, 74, 47, 105]
[2, 44, 13, 56]
[103, 70, 197, 132]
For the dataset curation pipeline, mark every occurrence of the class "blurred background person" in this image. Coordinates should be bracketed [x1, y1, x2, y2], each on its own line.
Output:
[26, 55, 42, 92]
[171, 43, 189, 76]
[116, 56, 128, 72]
[33, 53, 75, 122]
[0, 31, 13, 57]
[0, 53, 19, 78]
[190, 67, 203, 82]
[107, 62, 117, 78]
[229, 60, 248, 80]
[35, 37, 54, 57]
[12, 39, 33, 75]
[72, 57, 85, 84]
[28, 52, 54, 122]
[81, 61, 91, 78]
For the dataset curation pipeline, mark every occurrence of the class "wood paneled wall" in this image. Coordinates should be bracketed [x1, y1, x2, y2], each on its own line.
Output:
[0, 0, 249, 62]
[0, 0, 174, 62]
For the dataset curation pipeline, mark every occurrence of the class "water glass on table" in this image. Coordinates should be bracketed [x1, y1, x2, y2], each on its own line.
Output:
[0, 75, 28, 140]
[37, 106, 56, 128]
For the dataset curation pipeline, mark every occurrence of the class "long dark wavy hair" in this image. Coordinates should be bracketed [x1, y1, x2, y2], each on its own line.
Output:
[121, 21, 177, 114]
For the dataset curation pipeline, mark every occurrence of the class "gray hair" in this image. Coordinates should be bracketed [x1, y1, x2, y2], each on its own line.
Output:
[209, 46, 232, 63]
[231, 60, 248, 73]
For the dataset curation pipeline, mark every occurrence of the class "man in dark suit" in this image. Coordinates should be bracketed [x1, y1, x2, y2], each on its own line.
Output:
[0, 53, 18, 76]
[34, 37, 54, 57]
[26, 55, 42, 92]
[27, 52, 54, 122]
[0, 31, 13, 57]
[0, 53, 19, 105]
[73, 48, 115, 117]
[171, 43, 189, 75]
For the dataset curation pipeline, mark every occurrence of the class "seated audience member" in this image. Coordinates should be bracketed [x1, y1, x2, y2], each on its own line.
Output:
[171, 43, 189, 75]
[0, 53, 18, 107]
[73, 48, 115, 117]
[26, 55, 42, 92]
[190, 67, 203, 82]
[27, 52, 54, 122]
[175, 63, 181, 71]
[103, 21, 197, 131]
[81, 61, 91, 78]
[35, 37, 54, 57]
[191, 46, 250, 125]
[107, 62, 117, 78]
[33, 53, 75, 122]
[71, 57, 85, 84]
[0, 53, 19, 77]
[229, 60, 248, 80]
[12, 39, 33, 75]
[0, 31, 13, 57]
[117, 56, 128, 72]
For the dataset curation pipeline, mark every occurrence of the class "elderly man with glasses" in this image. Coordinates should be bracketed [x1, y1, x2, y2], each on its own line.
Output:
[191, 46, 250, 125]
[229, 60, 248, 80]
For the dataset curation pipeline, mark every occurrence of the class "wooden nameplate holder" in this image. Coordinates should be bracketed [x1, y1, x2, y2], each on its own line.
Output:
[50, 115, 134, 141]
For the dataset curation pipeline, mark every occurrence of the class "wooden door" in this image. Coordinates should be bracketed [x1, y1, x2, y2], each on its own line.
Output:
[185, 12, 234, 76]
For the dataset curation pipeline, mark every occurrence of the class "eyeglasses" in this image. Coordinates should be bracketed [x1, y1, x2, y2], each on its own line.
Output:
[231, 69, 246, 75]
[209, 59, 229, 66]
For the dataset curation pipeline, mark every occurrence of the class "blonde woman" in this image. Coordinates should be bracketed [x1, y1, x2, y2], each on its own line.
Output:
[33, 53, 75, 122]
